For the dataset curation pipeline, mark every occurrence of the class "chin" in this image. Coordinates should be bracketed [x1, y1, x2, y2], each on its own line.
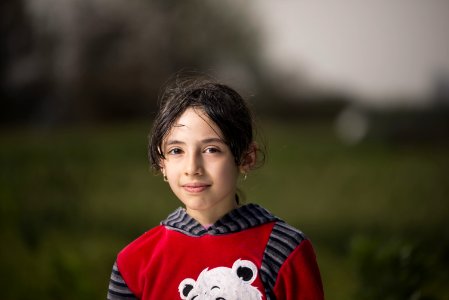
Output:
[180, 198, 211, 210]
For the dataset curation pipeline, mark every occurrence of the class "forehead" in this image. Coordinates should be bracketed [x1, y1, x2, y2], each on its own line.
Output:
[166, 107, 223, 139]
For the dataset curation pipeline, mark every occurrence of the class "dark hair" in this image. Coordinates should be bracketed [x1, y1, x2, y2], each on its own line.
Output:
[149, 75, 263, 172]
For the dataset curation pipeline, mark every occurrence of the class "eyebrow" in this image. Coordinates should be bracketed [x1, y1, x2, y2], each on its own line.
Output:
[165, 138, 225, 146]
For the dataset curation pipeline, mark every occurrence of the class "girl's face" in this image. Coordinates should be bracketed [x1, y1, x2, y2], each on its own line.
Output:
[160, 107, 241, 224]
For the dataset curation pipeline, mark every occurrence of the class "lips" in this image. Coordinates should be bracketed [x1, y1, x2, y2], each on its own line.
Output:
[182, 183, 210, 193]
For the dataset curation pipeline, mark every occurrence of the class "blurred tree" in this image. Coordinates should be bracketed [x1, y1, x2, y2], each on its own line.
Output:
[0, 0, 50, 123]
[0, 0, 264, 125]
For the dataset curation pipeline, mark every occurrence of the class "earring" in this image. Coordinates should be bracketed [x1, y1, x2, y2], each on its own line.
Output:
[161, 167, 168, 182]
[243, 173, 247, 181]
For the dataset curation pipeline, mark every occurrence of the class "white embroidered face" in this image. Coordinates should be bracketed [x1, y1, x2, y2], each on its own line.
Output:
[178, 259, 263, 300]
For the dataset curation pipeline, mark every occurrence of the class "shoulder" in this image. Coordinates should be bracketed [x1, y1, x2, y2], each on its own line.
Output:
[263, 221, 306, 267]
[114, 225, 167, 296]
[271, 237, 324, 299]
[269, 221, 306, 250]
[117, 225, 166, 271]
[260, 221, 308, 295]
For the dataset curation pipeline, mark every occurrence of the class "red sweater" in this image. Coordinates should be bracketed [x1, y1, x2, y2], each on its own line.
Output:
[107, 204, 324, 300]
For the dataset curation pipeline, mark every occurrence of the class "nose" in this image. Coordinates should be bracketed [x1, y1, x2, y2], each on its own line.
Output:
[184, 151, 203, 176]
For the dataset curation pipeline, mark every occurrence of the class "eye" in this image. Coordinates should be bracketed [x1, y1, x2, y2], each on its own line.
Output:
[204, 147, 220, 154]
[167, 147, 183, 155]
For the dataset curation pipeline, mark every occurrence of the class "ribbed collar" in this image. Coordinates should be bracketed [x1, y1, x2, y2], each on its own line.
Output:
[161, 203, 280, 237]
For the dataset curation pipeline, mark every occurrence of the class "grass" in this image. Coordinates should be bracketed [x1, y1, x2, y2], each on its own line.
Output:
[1, 120, 448, 299]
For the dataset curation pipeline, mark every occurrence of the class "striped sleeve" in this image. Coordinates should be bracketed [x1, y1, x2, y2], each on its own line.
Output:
[260, 221, 306, 299]
[107, 261, 138, 300]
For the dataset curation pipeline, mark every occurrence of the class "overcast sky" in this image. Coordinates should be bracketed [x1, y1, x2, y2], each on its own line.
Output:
[251, 0, 449, 105]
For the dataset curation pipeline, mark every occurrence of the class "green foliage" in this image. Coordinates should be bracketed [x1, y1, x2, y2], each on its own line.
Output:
[350, 235, 449, 300]
[0, 121, 448, 299]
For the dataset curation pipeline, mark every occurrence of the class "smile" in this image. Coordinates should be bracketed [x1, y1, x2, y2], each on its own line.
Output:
[182, 183, 210, 193]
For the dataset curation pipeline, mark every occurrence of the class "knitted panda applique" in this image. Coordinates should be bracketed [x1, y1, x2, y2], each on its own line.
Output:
[178, 259, 263, 300]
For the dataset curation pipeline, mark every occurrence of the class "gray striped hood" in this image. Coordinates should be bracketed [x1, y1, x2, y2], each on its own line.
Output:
[161, 203, 281, 237]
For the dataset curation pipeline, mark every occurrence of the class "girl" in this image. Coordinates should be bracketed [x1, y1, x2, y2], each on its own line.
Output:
[107, 76, 324, 300]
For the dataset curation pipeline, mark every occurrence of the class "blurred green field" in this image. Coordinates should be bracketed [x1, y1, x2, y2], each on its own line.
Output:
[1, 120, 448, 300]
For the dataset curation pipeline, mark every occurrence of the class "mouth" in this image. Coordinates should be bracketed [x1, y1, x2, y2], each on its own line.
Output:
[182, 183, 210, 193]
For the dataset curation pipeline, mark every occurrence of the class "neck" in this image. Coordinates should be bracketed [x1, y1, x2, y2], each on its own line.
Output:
[186, 201, 238, 226]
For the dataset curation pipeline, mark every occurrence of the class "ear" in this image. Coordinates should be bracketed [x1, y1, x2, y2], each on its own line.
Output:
[232, 259, 258, 285]
[239, 142, 257, 174]
[178, 278, 196, 299]
[159, 160, 166, 174]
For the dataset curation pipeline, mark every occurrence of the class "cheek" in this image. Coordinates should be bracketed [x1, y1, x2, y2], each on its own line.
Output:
[215, 161, 239, 184]
[164, 161, 180, 179]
